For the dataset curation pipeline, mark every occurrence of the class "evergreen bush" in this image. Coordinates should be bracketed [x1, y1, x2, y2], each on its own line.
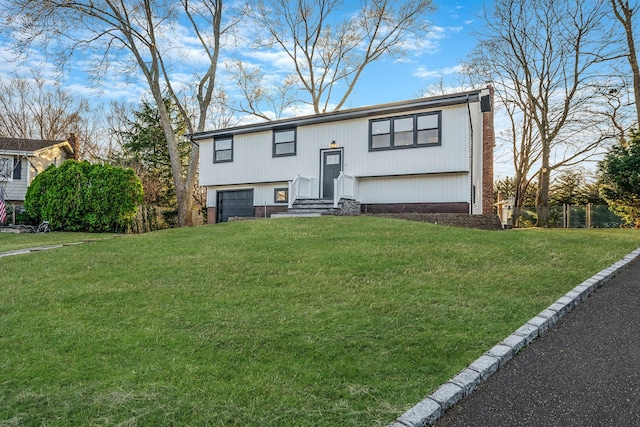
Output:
[24, 160, 144, 232]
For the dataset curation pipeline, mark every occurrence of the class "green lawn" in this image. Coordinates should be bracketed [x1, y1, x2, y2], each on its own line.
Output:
[1, 217, 638, 426]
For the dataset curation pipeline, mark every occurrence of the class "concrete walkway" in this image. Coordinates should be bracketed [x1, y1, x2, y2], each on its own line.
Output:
[0, 238, 113, 258]
[390, 248, 640, 427]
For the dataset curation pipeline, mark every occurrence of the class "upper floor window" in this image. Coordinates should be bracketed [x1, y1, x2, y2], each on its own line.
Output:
[273, 129, 296, 157]
[13, 158, 22, 180]
[369, 111, 441, 151]
[214, 137, 233, 163]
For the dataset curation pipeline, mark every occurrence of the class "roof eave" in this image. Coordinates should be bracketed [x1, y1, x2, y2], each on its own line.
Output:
[33, 141, 74, 156]
[0, 150, 36, 156]
[190, 89, 483, 141]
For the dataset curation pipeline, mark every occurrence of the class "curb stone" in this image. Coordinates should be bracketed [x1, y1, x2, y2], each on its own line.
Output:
[468, 355, 500, 381]
[486, 344, 513, 368]
[448, 368, 482, 396]
[393, 397, 441, 427]
[429, 382, 465, 412]
[388, 247, 640, 427]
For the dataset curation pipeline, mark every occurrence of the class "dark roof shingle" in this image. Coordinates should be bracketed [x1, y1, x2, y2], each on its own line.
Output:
[0, 137, 69, 153]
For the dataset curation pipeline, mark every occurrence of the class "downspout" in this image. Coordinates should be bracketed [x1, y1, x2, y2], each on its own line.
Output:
[466, 95, 474, 214]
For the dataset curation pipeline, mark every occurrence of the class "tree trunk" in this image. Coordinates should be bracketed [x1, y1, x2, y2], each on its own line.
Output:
[536, 166, 551, 227]
[150, 84, 193, 227]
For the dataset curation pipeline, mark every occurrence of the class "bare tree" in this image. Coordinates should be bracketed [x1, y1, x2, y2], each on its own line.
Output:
[243, 0, 436, 115]
[419, 64, 476, 98]
[0, 75, 87, 140]
[226, 59, 300, 120]
[0, 74, 106, 159]
[502, 99, 541, 223]
[1, 0, 237, 226]
[468, 0, 618, 226]
[611, 0, 640, 127]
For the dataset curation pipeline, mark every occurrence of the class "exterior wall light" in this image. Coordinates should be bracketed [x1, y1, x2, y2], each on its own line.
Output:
[330, 141, 337, 148]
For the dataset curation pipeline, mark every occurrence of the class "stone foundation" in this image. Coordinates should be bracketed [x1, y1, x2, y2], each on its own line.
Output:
[335, 198, 361, 216]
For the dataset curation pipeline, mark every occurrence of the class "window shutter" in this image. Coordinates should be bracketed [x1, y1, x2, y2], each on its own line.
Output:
[13, 157, 22, 180]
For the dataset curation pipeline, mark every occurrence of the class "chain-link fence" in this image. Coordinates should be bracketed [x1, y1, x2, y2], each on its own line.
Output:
[510, 205, 624, 228]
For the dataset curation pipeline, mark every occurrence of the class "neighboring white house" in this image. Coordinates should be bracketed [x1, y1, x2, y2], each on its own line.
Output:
[192, 88, 495, 223]
[0, 137, 76, 204]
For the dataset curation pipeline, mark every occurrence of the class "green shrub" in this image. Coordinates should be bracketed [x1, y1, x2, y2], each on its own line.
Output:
[24, 160, 144, 232]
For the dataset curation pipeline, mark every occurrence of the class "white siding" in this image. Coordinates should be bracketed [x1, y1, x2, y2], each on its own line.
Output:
[200, 130, 313, 186]
[199, 103, 473, 188]
[206, 174, 470, 208]
[357, 174, 469, 204]
[198, 96, 492, 212]
[206, 182, 290, 208]
[2, 157, 28, 201]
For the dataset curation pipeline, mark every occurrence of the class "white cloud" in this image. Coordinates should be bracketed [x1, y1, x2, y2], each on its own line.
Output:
[404, 24, 464, 57]
[243, 50, 297, 73]
[0, 40, 58, 81]
[413, 64, 464, 79]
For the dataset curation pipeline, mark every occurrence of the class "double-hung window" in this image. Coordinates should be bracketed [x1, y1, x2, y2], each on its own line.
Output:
[273, 129, 296, 157]
[13, 158, 22, 180]
[369, 111, 441, 151]
[417, 113, 440, 145]
[214, 137, 233, 163]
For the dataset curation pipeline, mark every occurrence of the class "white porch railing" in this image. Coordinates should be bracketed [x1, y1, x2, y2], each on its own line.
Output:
[288, 175, 313, 208]
[333, 172, 356, 208]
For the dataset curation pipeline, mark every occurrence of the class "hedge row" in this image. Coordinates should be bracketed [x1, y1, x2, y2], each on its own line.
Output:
[25, 160, 144, 232]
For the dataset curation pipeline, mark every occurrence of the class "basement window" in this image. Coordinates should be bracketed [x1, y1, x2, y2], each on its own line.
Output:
[274, 188, 289, 203]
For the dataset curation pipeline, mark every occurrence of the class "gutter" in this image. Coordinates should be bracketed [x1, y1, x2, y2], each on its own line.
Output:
[190, 90, 483, 141]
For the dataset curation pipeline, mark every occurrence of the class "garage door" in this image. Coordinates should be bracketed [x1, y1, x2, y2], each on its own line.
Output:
[217, 189, 254, 222]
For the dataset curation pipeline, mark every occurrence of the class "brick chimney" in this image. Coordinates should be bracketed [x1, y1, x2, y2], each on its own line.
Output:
[482, 86, 495, 215]
[68, 133, 79, 160]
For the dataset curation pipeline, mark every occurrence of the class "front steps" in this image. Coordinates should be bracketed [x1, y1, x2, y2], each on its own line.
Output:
[270, 198, 362, 218]
[271, 199, 337, 218]
[289, 198, 338, 214]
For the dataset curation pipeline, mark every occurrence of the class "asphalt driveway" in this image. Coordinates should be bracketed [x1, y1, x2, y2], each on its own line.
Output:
[435, 256, 640, 427]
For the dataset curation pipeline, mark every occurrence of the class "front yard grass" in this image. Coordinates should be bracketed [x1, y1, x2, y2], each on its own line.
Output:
[1, 216, 638, 426]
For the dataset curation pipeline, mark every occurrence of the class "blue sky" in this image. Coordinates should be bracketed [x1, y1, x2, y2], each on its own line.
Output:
[0, 0, 490, 108]
[0, 0, 506, 170]
[348, 0, 489, 107]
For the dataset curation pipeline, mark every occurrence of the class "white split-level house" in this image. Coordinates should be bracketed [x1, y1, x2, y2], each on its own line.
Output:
[0, 137, 76, 204]
[193, 88, 495, 223]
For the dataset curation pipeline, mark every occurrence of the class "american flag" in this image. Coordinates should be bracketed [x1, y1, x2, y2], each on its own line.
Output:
[0, 191, 6, 223]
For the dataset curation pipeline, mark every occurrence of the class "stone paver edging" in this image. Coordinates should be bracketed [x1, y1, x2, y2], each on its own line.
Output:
[389, 247, 640, 427]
